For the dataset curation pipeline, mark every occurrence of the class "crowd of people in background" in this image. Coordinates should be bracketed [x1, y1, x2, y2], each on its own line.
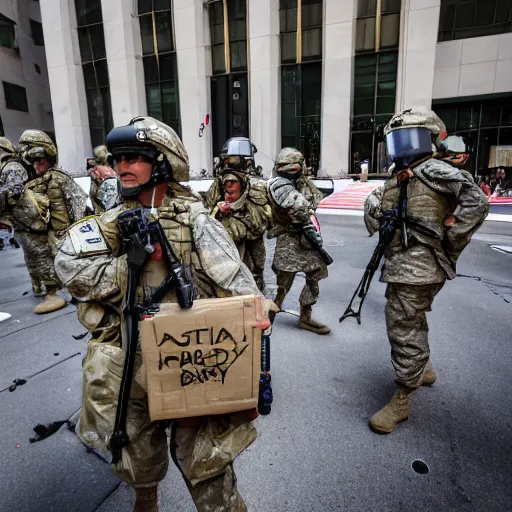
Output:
[477, 167, 511, 198]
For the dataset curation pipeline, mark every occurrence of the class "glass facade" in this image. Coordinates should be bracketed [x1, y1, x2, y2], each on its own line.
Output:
[138, 0, 181, 135]
[279, 0, 323, 173]
[438, 0, 512, 42]
[208, 0, 249, 156]
[434, 96, 512, 175]
[351, 0, 401, 173]
[75, 0, 113, 148]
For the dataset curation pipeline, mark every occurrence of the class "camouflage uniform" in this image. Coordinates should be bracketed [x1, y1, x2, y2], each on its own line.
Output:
[0, 138, 54, 295]
[87, 145, 120, 214]
[364, 111, 489, 434]
[207, 173, 271, 292]
[55, 117, 261, 512]
[268, 148, 329, 334]
[19, 131, 88, 253]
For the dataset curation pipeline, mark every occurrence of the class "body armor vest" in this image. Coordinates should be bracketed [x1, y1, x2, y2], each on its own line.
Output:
[26, 169, 72, 232]
[137, 196, 194, 304]
[382, 173, 455, 244]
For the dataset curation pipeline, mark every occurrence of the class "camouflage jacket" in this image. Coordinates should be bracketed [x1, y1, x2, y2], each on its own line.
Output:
[23, 168, 88, 235]
[210, 178, 272, 242]
[364, 158, 490, 284]
[55, 183, 260, 346]
[90, 177, 120, 214]
[268, 175, 325, 273]
[0, 159, 29, 216]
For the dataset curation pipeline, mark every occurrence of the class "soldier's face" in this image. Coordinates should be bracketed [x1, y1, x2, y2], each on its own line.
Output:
[224, 179, 241, 200]
[33, 158, 50, 176]
[116, 157, 153, 190]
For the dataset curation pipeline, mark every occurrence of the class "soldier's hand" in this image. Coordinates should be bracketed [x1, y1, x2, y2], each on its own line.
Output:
[217, 201, 230, 213]
[444, 215, 456, 226]
[91, 165, 116, 182]
[302, 224, 323, 249]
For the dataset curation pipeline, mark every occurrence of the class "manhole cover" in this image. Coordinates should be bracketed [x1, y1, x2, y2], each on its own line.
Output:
[490, 245, 512, 255]
[412, 459, 429, 474]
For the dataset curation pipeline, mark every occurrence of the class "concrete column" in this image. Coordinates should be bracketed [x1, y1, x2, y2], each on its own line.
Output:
[173, 0, 212, 177]
[101, 0, 147, 126]
[39, 0, 91, 174]
[395, 0, 441, 112]
[248, 0, 280, 176]
[320, 0, 356, 178]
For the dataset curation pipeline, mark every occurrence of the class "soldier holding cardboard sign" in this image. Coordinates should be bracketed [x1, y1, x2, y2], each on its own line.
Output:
[55, 117, 272, 512]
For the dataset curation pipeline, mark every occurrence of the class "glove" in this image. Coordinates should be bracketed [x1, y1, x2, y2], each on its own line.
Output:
[379, 211, 398, 246]
[302, 224, 323, 250]
[118, 208, 152, 270]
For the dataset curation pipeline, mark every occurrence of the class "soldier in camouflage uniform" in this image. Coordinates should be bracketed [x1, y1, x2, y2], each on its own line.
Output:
[0, 137, 27, 250]
[206, 138, 271, 292]
[267, 147, 329, 335]
[55, 117, 270, 512]
[364, 110, 489, 434]
[87, 144, 119, 214]
[17, 130, 88, 313]
[0, 137, 55, 296]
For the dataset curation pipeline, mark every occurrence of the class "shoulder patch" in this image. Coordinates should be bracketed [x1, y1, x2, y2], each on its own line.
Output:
[69, 216, 110, 256]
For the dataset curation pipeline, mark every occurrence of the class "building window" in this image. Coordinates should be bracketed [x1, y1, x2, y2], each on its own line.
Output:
[138, 0, 181, 135]
[208, 1, 249, 156]
[0, 14, 17, 50]
[434, 96, 512, 175]
[279, 0, 323, 173]
[351, 0, 401, 173]
[208, 0, 248, 75]
[439, 0, 512, 42]
[30, 19, 44, 46]
[75, 0, 113, 148]
[3, 82, 29, 112]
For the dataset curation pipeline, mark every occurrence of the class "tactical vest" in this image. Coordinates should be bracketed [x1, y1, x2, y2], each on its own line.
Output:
[26, 169, 72, 232]
[136, 196, 194, 304]
[382, 173, 455, 244]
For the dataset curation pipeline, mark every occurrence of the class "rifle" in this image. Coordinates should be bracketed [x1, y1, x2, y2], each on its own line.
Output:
[300, 223, 334, 266]
[339, 180, 408, 325]
[110, 207, 194, 464]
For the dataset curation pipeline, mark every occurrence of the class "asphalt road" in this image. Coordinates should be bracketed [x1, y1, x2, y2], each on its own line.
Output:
[0, 215, 511, 512]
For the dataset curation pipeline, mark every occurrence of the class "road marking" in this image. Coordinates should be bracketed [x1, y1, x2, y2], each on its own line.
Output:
[0, 312, 12, 322]
[490, 245, 512, 254]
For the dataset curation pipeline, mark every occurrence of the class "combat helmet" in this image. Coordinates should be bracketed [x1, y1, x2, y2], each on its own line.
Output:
[439, 135, 469, 169]
[0, 137, 17, 165]
[219, 137, 255, 173]
[384, 110, 448, 167]
[106, 116, 189, 197]
[18, 130, 57, 165]
[273, 147, 305, 179]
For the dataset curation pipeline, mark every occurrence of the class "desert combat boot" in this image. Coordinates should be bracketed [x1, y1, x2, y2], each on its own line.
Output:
[369, 385, 416, 434]
[298, 305, 330, 335]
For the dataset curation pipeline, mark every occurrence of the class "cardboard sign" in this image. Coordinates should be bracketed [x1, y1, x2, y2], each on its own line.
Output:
[140, 295, 268, 421]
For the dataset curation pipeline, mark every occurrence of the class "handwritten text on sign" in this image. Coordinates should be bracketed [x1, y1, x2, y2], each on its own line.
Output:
[157, 327, 248, 387]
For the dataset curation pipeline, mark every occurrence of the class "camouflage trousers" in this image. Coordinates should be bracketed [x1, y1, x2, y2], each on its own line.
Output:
[79, 342, 254, 511]
[18, 231, 60, 290]
[241, 237, 266, 293]
[385, 282, 445, 388]
[274, 267, 328, 310]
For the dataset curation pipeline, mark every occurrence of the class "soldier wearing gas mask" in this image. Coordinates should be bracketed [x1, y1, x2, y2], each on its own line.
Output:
[267, 147, 330, 335]
[364, 110, 489, 434]
[55, 117, 269, 512]
[206, 137, 271, 292]
[86, 144, 119, 214]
